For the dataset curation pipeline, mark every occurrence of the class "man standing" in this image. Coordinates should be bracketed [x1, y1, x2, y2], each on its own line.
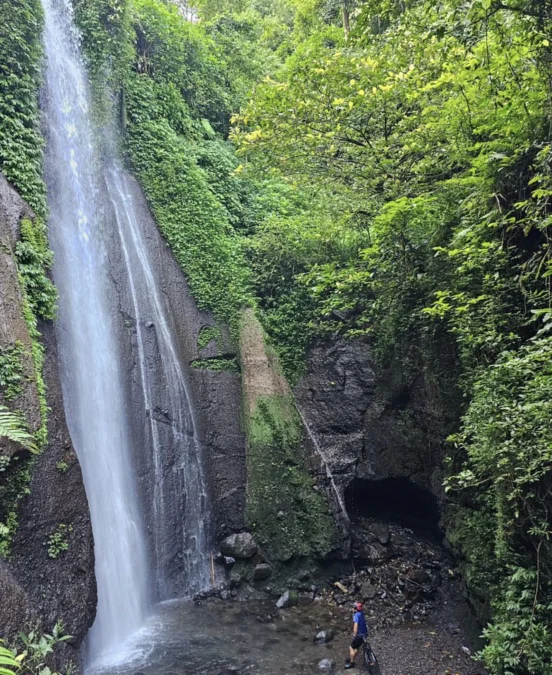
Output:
[344, 602, 368, 669]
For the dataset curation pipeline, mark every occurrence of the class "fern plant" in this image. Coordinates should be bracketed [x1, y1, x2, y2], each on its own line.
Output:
[0, 406, 37, 453]
[0, 644, 19, 675]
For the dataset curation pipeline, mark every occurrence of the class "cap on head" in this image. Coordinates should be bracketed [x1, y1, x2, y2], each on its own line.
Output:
[354, 602, 363, 611]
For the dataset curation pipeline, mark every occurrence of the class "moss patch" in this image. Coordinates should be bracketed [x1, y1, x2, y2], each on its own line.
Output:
[190, 357, 239, 373]
[245, 395, 335, 562]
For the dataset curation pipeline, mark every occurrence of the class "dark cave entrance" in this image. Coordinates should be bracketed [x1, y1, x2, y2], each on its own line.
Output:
[345, 477, 441, 536]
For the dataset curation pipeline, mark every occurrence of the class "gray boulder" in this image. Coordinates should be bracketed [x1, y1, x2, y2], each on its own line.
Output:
[315, 629, 334, 643]
[276, 590, 299, 609]
[317, 659, 335, 671]
[220, 532, 257, 559]
[360, 581, 378, 601]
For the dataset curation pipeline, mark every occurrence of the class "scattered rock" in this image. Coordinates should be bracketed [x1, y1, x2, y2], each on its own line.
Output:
[299, 591, 315, 604]
[220, 533, 257, 559]
[407, 568, 431, 585]
[229, 569, 243, 588]
[253, 563, 272, 581]
[315, 629, 334, 644]
[317, 658, 335, 671]
[224, 556, 236, 568]
[354, 542, 388, 563]
[360, 581, 378, 601]
[366, 520, 390, 545]
[276, 590, 299, 609]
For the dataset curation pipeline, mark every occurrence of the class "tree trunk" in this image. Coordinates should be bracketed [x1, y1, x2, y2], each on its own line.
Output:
[343, 0, 350, 38]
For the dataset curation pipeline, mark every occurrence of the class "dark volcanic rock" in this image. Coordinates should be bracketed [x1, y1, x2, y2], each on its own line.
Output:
[253, 563, 272, 581]
[10, 320, 97, 645]
[295, 337, 456, 560]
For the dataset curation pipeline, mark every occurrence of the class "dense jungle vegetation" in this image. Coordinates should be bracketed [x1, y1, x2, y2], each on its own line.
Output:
[0, 0, 551, 672]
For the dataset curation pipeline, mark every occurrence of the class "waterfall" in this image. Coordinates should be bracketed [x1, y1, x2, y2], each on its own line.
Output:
[105, 167, 211, 598]
[40, 0, 211, 664]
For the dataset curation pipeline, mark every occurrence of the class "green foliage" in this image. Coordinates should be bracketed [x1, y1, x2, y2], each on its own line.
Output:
[124, 108, 251, 328]
[446, 336, 552, 674]
[55, 461, 68, 474]
[197, 325, 223, 351]
[0, 643, 20, 675]
[0, 344, 26, 402]
[0, 0, 46, 216]
[0, 454, 33, 557]
[190, 357, 239, 372]
[16, 219, 57, 322]
[19, 294, 48, 452]
[0, 406, 37, 454]
[46, 524, 72, 560]
[3, 623, 73, 675]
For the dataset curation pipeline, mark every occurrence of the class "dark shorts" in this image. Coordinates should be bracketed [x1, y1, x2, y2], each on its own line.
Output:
[351, 636, 365, 650]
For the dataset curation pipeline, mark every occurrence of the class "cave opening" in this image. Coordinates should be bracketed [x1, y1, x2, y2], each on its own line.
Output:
[345, 477, 441, 536]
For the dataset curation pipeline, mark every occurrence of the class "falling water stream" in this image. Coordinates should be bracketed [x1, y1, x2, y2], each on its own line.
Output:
[40, 0, 211, 666]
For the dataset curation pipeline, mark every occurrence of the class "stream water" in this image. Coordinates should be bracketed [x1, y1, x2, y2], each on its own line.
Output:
[40, 0, 211, 665]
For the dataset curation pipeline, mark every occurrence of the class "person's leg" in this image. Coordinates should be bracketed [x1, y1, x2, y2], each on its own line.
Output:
[350, 646, 358, 662]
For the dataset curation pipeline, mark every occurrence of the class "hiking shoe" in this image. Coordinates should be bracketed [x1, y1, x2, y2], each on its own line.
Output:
[344, 663, 355, 670]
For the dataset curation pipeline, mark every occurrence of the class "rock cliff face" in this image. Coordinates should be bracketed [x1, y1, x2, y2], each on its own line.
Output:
[0, 175, 96, 654]
[104, 171, 246, 597]
[295, 338, 454, 546]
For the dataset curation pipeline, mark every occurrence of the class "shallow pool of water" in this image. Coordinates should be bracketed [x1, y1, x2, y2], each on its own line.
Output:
[88, 598, 342, 675]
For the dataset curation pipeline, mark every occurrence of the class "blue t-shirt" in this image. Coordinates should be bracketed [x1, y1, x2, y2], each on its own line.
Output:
[353, 611, 368, 637]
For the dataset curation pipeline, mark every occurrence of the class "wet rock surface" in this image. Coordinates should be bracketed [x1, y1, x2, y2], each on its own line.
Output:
[106, 172, 247, 598]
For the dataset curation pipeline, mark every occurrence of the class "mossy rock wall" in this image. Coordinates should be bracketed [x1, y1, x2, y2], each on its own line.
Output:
[239, 308, 335, 562]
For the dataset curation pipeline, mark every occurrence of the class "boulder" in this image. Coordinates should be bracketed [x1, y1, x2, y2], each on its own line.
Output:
[354, 542, 387, 563]
[253, 563, 272, 581]
[315, 629, 334, 644]
[407, 568, 431, 585]
[317, 659, 335, 671]
[276, 590, 299, 609]
[220, 532, 257, 559]
[366, 521, 390, 545]
[360, 581, 378, 601]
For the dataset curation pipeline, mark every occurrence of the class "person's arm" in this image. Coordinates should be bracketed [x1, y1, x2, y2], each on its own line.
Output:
[353, 619, 358, 637]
